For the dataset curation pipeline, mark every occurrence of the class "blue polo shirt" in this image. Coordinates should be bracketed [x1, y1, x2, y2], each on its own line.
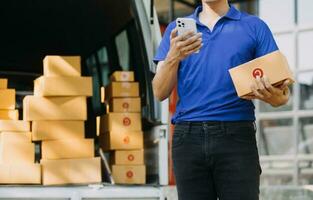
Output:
[153, 5, 278, 124]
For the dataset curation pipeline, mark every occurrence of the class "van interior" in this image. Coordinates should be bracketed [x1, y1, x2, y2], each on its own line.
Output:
[0, 0, 160, 184]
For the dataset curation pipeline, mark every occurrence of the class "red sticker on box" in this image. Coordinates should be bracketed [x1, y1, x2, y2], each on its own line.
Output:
[128, 154, 135, 161]
[126, 170, 134, 178]
[123, 117, 131, 126]
[122, 73, 128, 80]
[252, 68, 264, 78]
[122, 102, 129, 109]
[123, 136, 130, 144]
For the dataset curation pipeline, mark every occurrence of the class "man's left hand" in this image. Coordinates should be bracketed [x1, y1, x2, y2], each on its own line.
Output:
[242, 76, 290, 107]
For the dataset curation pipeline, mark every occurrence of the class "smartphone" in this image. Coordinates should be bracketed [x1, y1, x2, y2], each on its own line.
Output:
[176, 18, 197, 37]
[176, 18, 199, 53]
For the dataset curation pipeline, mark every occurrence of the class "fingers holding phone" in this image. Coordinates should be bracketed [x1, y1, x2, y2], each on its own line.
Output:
[167, 18, 203, 62]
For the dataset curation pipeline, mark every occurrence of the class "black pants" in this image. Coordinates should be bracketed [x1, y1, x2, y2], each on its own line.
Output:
[172, 121, 261, 200]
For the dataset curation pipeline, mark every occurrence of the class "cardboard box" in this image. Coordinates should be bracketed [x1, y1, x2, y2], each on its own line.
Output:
[100, 113, 142, 133]
[0, 79, 8, 89]
[111, 150, 144, 165]
[96, 116, 100, 137]
[100, 131, 143, 150]
[109, 98, 141, 113]
[23, 96, 87, 121]
[0, 110, 19, 120]
[41, 157, 101, 185]
[0, 164, 41, 184]
[43, 56, 81, 76]
[0, 132, 34, 165]
[110, 71, 135, 82]
[229, 51, 295, 97]
[34, 76, 92, 97]
[32, 121, 85, 141]
[105, 82, 139, 99]
[101, 86, 105, 103]
[42, 139, 94, 160]
[0, 120, 30, 132]
[0, 89, 15, 110]
[112, 165, 146, 184]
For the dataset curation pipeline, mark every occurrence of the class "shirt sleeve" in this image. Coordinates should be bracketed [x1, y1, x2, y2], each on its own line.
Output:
[153, 22, 176, 64]
[254, 19, 279, 58]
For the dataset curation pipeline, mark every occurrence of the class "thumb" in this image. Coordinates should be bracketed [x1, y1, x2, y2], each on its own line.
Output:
[279, 79, 290, 90]
[170, 28, 178, 40]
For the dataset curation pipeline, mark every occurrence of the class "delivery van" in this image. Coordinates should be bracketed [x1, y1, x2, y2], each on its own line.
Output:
[0, 0, 170, 199]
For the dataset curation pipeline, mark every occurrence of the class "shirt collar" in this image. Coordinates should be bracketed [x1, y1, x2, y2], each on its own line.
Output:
[192, 4, 241, 23]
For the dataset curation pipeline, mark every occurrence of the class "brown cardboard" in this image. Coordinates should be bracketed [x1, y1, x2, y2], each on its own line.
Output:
[23, 96, 87, 121]
[109, 98, 141, 113]
[100, 113, 142, 133]
[0, 132, 34, 165]
[105, 82, 139, 99]
[32, 121, 85, 141]
[0, 79, 8, 89]
[0, 120, 30, 132]
[42, 139, 94, 159]
[99, 131, 143, 150]
[110, 71, 135, 82]
[41, 157, 101, 185]
[0, 164, 41, 184]
[101, 86, 105, 103]
[111, 165, 146, 184]
[0, 89, 15, 109]
[112, 150, 144, 165]
[96, 116, 100, 137]
[229, 51, 295, 97]
[34, 76, 93, 97]
[0, 110, 19, 120]
[43, 56, 81, 76]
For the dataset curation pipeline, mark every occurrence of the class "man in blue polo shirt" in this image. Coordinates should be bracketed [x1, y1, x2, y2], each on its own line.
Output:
[153, 0, 290, 199]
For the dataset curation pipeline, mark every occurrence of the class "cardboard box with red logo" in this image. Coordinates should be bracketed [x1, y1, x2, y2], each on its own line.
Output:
[111, 165, 146, 184]
[105, 82, 139, 100]
[110, 71, 135, 82]
[100, 71, 146, 184]
[229, 50, 295, 97]
[100, 131, 143, 150]
[100, 113, 142, 133]
[111, 150, 144, 165]
[109, 97, 141, 113]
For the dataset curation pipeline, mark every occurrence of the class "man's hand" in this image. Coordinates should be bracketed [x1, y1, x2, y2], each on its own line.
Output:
[152, 29, 202, 101]
[242, 76, 290, 107]
[166, 28, 203, 63]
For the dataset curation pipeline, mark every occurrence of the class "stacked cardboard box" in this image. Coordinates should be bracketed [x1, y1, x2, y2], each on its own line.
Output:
[0, 79, 40, 184]
[100, 71, 146, 184]
[23, 56, 101, 185]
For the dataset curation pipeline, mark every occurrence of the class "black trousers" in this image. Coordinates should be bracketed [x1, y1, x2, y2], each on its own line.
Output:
[172, 121, 261, 200]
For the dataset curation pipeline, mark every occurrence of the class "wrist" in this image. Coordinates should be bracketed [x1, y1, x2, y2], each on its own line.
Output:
[165, 54, 180, 66]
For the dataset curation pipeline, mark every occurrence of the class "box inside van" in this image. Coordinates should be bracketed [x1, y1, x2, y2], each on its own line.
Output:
[0, 0, 168, 185]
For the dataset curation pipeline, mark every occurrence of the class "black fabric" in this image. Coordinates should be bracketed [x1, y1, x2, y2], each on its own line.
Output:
[172, 121, 261, 200]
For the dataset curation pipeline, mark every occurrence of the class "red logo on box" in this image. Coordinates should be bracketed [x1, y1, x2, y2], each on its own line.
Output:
[252, 68, 264, 78]
[122, 73, 128, 80]
[123, 117, 131, 126]
[126, 170, 134, 178]
[128, 154, 135, 161]
[123, 136, 130, 144]
[122, 102, 129, 109]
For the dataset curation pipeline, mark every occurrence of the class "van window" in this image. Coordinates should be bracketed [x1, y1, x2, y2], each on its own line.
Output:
[115, 31, 130, 71]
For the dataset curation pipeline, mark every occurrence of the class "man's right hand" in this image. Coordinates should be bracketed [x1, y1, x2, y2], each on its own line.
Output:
[166, 29, 203, 62]
[152, 28, 202, 101]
